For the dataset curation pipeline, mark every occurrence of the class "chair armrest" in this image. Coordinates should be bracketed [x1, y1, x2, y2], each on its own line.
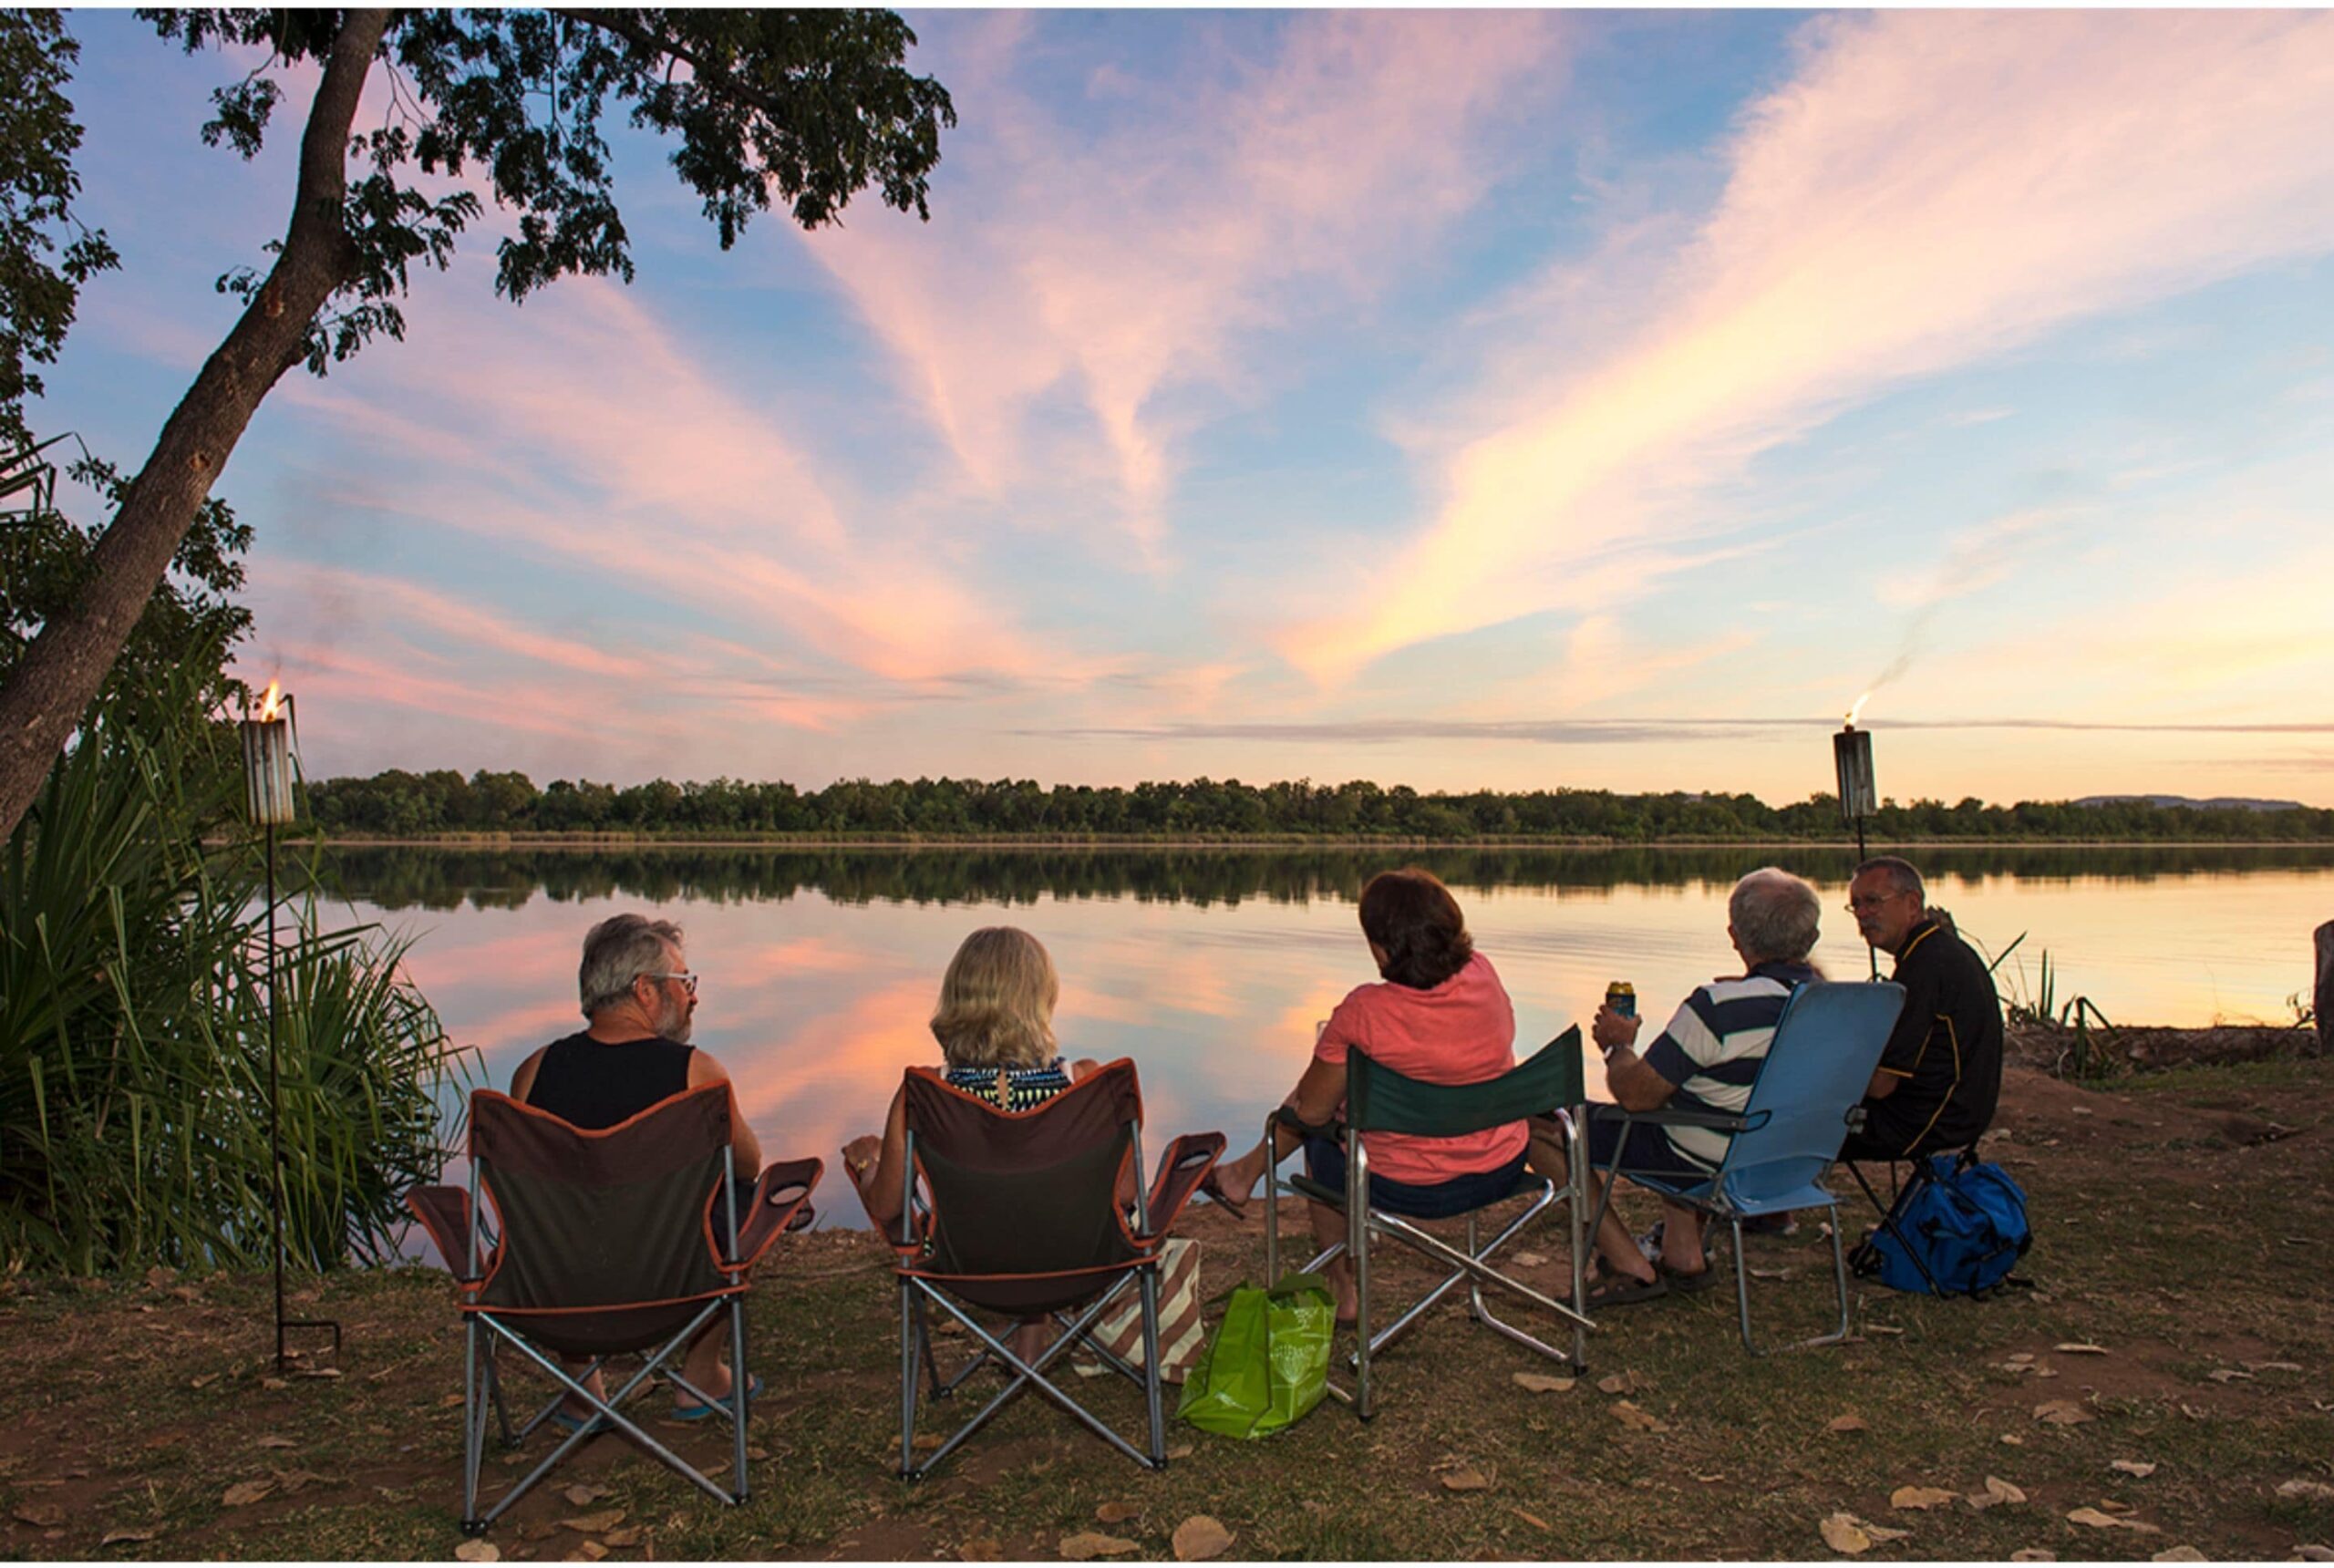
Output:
[1272, 1105, 1343, 1141]
[406, 1185, 479, 1282]
[1615, 1105, 1770, 1134]
[733, 1157, 822, 1268]
[1139, 1131, 1225, 1241]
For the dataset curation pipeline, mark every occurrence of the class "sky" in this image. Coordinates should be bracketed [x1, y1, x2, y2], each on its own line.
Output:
[34, 9, 2334, 807]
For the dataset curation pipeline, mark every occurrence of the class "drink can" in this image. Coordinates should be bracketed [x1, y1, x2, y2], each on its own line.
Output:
[1606, 981, 1636, 1019]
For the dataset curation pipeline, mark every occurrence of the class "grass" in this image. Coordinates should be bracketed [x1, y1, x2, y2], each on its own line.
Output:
[0, 1054, 2328, 1562]
[0, 668, 467, 1274]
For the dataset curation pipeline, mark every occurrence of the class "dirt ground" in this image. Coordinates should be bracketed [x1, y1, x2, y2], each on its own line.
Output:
[2, 1055, 2329, 1563]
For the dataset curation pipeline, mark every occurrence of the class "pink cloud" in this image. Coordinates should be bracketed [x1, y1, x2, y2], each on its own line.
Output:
[804, 12, 1566, 557]
[278, 271, 1087, 693]
[1288, 11, 2334, 679]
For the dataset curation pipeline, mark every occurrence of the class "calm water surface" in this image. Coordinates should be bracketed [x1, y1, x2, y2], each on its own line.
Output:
[321, 846, 2334, 1221]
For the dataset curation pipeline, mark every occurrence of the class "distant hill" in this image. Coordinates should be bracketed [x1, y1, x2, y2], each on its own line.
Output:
[2074, 794, 2306, 813]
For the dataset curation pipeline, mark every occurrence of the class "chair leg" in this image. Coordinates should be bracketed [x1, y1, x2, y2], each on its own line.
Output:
[1564, 1109, 1589, 1369]
[1138, 1264, 1166, 1466]
[1731, 1213, 1756, 1354]
[906, 1278, 1157, 1478]
[461, 1317, 485, 1533]
[1262, 1109, 1284, 1286]
[1734, 1202, 1856, 1357]
[1847, 1160, 1948, 1295]
[479, 1309, 737, 1522]
[729, 1296, 750, 1503]
[1351, 1151, 1373, 1422]
[1458, 1186, 1587, 1365]
[899, 1279, 920, 1480]
[485, 1338, 517, 1449]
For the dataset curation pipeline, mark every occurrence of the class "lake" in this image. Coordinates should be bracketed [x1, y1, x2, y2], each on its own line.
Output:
[319, 844, 2334, 1222]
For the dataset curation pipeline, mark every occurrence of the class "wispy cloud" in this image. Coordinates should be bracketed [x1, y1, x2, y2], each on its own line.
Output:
[1032, 716, 2334, 747]
[1287, 10, 2334, 680]
[805, 11, 1566, 558]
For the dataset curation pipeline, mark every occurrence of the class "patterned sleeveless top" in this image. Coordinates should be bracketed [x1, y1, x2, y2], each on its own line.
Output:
[942, 1056, 1074, 1112]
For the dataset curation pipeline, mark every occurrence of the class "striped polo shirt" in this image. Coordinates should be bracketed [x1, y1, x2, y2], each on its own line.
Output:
[1637, 960, 1819, 1171]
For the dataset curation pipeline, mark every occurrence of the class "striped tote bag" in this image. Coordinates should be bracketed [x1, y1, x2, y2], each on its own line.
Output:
[1075, 1237, 1205, 1383]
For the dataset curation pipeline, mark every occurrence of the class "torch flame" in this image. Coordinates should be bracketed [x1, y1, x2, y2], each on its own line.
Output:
[257, 680, 282, 723]
[1845, 691, 1871, 728]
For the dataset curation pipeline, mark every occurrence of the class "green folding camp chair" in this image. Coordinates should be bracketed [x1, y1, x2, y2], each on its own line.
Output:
[1264, 1028, 1595, 1419]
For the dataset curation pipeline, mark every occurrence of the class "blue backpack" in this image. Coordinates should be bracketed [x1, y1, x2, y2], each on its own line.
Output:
[1853, 1150, 2032, 1296]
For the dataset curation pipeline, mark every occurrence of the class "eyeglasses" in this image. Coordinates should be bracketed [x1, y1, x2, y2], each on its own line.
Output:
[1845, 892, 1905, 913]
[642, 971, 699, 996]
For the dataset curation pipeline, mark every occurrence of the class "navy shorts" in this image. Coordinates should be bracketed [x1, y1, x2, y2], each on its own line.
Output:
[1302, 1137, 1530, 1220]
[1585, 1106, 1714, 1191]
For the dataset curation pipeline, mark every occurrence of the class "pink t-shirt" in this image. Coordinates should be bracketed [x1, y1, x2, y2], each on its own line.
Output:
[1313, 952, 1528, 1185]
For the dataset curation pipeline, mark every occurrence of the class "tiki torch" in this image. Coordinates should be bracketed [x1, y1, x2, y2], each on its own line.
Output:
[240, 681, 340, 1371]
[1833, 693, 1877, 860]
[1834, 693, 1880, 977]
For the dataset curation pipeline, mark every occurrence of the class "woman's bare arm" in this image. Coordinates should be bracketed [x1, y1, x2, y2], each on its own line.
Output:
[845, 1087, 911, 1235]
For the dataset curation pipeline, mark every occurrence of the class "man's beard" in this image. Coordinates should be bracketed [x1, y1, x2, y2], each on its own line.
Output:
[658, 995, 694, 1044]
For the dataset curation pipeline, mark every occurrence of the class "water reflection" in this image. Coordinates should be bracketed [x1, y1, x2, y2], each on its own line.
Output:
[315, 841, 2334, 913]
[336, 847, 2334, 1230]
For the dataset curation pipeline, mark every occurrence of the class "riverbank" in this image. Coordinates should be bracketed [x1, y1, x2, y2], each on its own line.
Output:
[297, 832, 2334, 851]
[3, 1057, 2328, 1562]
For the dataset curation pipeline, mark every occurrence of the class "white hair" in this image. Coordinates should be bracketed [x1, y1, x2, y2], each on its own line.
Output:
[1729, 868, 1821, 963]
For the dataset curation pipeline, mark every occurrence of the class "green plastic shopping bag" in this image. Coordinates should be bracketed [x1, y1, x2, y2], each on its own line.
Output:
[1176, 1272, 1336, 1439]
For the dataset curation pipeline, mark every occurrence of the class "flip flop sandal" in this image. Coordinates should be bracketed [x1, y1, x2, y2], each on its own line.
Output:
[549, 1406, 605, 1435]
[672, 1372, 763, 1422]
[1198, 1171, 1251, 1221]
[1586, 1271, 1670, 1309]
[1659, 1261, 1722, 1294]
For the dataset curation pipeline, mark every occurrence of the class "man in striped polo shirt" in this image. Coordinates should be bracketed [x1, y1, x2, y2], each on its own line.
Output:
[1565, 867, 1824, 1307]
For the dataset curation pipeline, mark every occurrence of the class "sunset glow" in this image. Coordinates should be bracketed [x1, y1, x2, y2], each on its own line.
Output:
[37, 11, 2334, 806]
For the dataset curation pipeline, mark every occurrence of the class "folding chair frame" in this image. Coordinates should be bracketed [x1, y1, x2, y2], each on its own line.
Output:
[1842, 1140, 1991, 1298]
[888, 1069, 1216, 1480]
[1585, 1103, 1856, 1357]
[455, 1148, 756, 1533]
[1579, 979, 1906, 1357]
[1261, 1055, 1595, 1421]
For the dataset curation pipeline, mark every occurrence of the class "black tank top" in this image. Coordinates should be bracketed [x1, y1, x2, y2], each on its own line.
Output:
[522, 1033, 695, 1130]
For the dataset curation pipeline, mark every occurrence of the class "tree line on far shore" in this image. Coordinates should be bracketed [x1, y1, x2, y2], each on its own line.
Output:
[301, 769, 2334, 842]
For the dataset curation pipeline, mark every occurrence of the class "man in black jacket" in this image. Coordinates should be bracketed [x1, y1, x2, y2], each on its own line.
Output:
[1839, 856, 2004, 1160]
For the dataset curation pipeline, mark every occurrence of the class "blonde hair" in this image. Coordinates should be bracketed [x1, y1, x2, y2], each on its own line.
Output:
[930, 927, 1059, 1068]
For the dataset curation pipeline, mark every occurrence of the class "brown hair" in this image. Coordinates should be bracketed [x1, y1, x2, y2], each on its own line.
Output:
[1358, 868, 1474, 990]
[929, 926, 1059, 1068]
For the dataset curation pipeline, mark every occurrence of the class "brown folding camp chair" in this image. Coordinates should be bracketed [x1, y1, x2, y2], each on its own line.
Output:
[887, 1059, 1221, 1479]
[406, 1084, 820, 1534]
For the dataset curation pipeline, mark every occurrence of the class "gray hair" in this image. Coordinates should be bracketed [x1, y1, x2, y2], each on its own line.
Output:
[1854, 854, 1926, 905]
[579, 913, 684, 1019]
[1729, 868, 1822, 963]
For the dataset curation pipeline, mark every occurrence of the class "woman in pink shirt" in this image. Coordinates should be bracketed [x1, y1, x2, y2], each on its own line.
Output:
[1208, 869, 1529, 1322]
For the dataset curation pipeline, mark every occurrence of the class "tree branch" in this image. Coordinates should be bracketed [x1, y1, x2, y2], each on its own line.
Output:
[551, 9, 804, 126]
[0, 9, 390, 841]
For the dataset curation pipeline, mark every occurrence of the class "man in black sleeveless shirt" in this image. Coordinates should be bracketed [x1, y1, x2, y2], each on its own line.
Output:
[1839, 857, 2004, 1161]
[510, 914, 764, 1423]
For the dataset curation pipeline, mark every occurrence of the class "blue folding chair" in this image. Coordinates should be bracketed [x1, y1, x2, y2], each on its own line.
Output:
[1586, 980, 1905, 1355]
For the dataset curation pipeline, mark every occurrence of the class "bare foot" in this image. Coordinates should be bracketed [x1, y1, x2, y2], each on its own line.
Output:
[1004, 1318, 1053, 1368]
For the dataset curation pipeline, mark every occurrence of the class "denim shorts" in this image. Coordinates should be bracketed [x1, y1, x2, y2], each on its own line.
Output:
[1301, 1137, 1530, 1220]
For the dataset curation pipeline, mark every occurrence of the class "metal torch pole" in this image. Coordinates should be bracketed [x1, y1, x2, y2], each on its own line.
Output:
[1854, 812, 1876, 978]
[266, 819, 289, 1370]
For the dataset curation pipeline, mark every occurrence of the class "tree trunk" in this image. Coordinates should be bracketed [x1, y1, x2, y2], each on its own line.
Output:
[0, 10, 387, 842]
[2316, 919, 2333, 1053]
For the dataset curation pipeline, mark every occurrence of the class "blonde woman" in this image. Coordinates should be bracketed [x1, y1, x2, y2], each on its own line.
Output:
[842, 926, 1100, 1235]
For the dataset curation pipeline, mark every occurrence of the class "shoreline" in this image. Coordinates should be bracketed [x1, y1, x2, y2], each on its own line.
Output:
[292, 833, 2334, 851]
